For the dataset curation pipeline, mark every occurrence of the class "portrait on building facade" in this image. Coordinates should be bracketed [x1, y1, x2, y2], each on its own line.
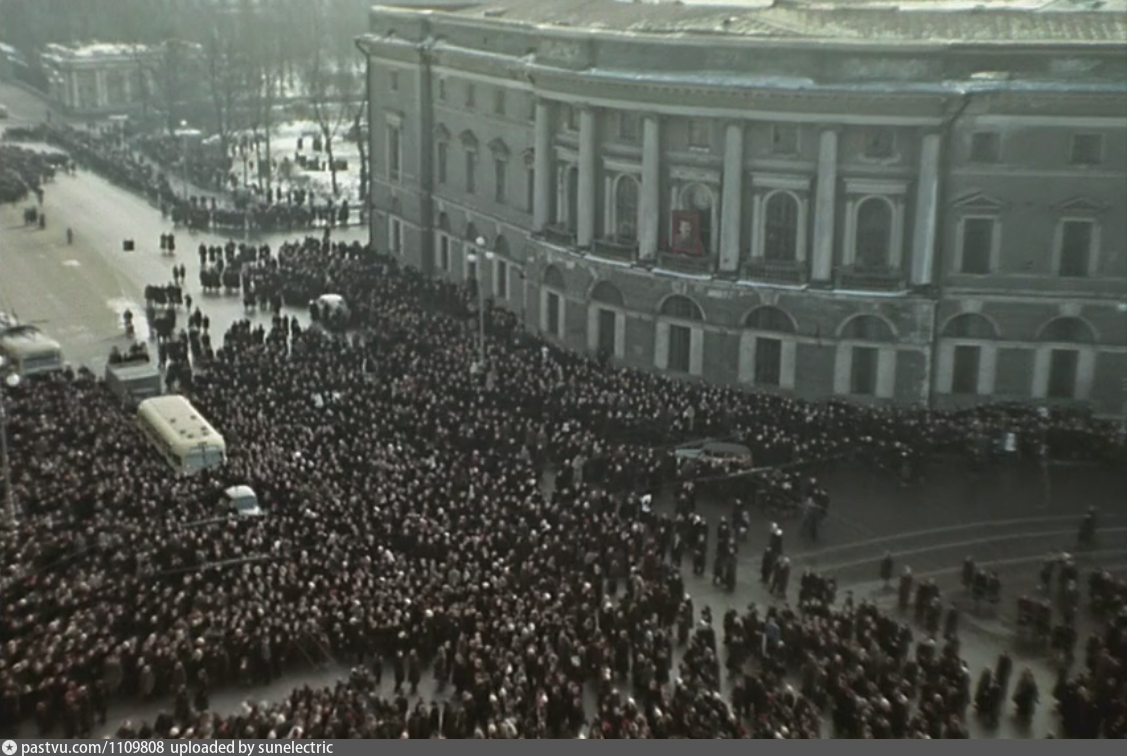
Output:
[671, 211, 704, 256]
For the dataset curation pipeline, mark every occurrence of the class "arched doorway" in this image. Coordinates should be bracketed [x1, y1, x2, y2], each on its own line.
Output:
[1035, 316, 1097, 401]
[657, 295, 704, 374]
[540, 265, 566, 339]
[740, 305, 798, 388]
[835, 314, 898, 398]
[588, 280, 626, 358]
[939, 313, 999, 397]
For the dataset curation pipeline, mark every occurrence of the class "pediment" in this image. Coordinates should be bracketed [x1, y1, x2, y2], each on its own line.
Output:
[433, 123, 450, 141]
[951, 191, 1004, 212]
[459, 130, 478, 150]
[1055, 196, 1109, 215]
[522, 148, 535, 167]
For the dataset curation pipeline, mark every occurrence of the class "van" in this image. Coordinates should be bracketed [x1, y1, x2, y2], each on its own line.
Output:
[104, 362, 162, 409]
[220, 485, 264, 518]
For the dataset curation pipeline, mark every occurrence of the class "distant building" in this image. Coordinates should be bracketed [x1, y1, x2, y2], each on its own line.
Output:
[41, 42, 159, 115]
[358, 0, 1127, 415]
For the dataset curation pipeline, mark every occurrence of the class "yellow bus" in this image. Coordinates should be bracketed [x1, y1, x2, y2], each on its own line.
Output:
[136, 395, 226, 475]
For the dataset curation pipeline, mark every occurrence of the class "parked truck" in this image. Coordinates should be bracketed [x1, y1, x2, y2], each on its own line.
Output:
[104, 361, 162, 409]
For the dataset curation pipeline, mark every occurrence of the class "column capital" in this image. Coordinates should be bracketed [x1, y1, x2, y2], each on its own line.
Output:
[819, 125, 843, 136]
[724, 120, 746, 133]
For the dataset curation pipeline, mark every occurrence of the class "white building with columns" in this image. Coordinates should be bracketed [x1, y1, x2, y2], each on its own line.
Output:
[358, 0, 1127, 415]
[41, 42, 160, 116]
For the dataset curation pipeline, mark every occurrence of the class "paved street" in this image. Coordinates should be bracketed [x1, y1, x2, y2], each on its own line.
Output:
[4, 81, 1126, 738]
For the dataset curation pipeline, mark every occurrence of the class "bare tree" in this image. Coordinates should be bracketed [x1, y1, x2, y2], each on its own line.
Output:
[305, 47, 360, 198]
[242, 6, 287, 197]
[204, 24, 249, 164]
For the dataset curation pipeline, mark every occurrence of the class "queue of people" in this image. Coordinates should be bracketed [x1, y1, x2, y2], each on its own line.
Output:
[1, 236, 1124, 739]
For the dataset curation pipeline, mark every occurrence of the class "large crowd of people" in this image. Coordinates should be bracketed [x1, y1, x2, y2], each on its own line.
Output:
[1, 234, 1123, 739]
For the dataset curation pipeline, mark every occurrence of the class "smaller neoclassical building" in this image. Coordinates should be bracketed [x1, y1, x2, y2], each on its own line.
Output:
[358, 0, 1127, 416]
[41, 42, 159, 115]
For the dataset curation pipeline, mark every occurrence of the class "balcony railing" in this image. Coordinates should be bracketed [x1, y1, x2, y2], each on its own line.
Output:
[592, 237, 638, 263]
[835, 265, 906, 292]
[657, 251, 713, 275]
[541, 223, 576, 247]
[743, 258, 809, 285]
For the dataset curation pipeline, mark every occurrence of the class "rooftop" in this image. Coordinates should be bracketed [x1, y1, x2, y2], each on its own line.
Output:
[383, 0, 1127, 44]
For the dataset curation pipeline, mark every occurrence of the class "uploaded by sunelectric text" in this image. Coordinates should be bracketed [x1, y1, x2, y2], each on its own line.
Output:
[170, 744, 333, 755]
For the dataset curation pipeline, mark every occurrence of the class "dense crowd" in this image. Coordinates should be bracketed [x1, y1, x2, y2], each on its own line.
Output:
[1, 237, 1124, 739]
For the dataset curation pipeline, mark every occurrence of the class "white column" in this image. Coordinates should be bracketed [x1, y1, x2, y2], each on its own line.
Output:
[738, 332, 755, 383]
[655, 321, 670, 369]
[639, 115, 661, 261]
[1077, 348, 1096, 401]
[689, 328, 705, 376]
[834, 343, 853, 395]
[95, 69, 108, 109]
[780, 340, 797, 390]
[911, 132, 942, 286]
[586, 306, 599, 351]
[613, 313, 626, 359]
[979, 345, 998, 396]
[811, 129, 839, 282]
[719, 122, 745, 273]
[749, 193, 763, 260]
[533, 100, 552, 231]
[1031, 347, 1050, 399]
[936, 342, 955, 394]
[577, 107, 597, 248]
[876, 347, 897, 399]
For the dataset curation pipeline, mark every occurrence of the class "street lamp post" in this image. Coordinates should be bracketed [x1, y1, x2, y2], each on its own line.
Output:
[466, 236, 493, 371]
[0, 357, 20, 526]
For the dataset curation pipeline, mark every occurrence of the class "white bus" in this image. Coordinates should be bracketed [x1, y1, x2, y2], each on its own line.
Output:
[136, 395, 226, 475]
[0, 324, 66, 376]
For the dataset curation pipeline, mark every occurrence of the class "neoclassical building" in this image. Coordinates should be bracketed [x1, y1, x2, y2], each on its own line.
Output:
[357, 0, 1127, 415]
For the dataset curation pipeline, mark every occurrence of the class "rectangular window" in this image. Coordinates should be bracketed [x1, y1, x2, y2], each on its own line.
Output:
[688, 119, 711, 149]
[387, 125, 401, 181]
[389, 71, 399, 91]
[951, 345, 981, 395]
[496, 260, 509, 300]
[465, 83, 475, 108]
[970, 132, 1000, 163]
[772, 124, 798, 154]
[618, 112, 640, 142]
[436, 141, 447, 184]
[1069, 134, 1103, 166]
[493, 88, 506, 116]
[1058, 220, 1093, 277]
[1047, 349, 1079, 399]
[526, 167, 535, 212]
[564, 105, 579, 131]
[465, 151, 476, 194]
[668, 324, 692, 372]
[959, 217, 995, 274]
[863, 128, 895, 159]
[437, 78, 446, 101]
[850, 346, 879, 395]
[494, 158, 507, 203]
[390, 218, 402, 255]
[546, 291, 561, 337]
[439, 235, 450, 271]
[754, 337, 783, 387]
[598, 308, 617, 355]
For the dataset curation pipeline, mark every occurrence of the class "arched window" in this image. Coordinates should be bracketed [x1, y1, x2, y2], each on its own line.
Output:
[494, 235, 509, 257]
[942, 313, 997, 340]
[855, 197, 892, 269]
[435, 212, 452, 271]
[614, 175, 639, 241]
[465, 222, 479, 243]
[437, 212, 451, 233]
[543, 265, 565, 290]
[562, 164, 579, 230]
[745, 306, 796, 334]
[763, 192, 799, 262]
[591, 281, 625, 308]
[660, 295, 703, 322]
[840, 314, 896, 342]
[1039, 317, 1095, 344]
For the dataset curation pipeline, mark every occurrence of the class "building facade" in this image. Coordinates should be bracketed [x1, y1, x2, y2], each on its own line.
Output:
[358, 0, 1127, 416]
[41, 42, 160, 115]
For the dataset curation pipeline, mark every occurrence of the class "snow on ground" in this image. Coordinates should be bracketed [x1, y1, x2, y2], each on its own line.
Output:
[233, 118, 364, 204]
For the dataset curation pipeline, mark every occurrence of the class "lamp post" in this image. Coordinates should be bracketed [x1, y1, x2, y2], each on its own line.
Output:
[466, 236, 493, 371]
[0, 357, 20, 527]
